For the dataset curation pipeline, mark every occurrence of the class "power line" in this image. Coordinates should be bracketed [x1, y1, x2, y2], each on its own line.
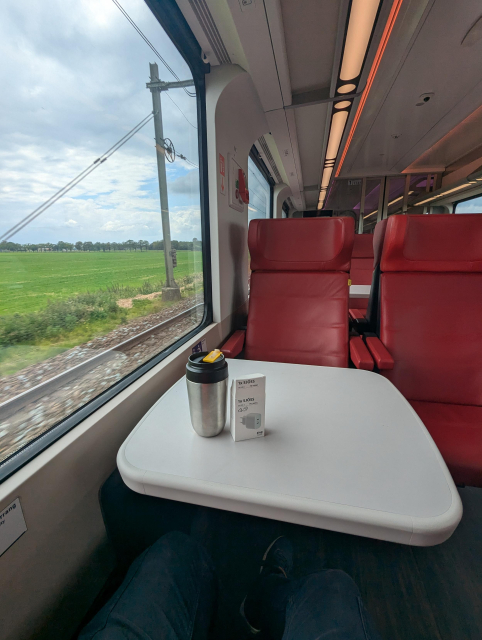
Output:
[164, 93, 197, 130]
[1, 112, 155, 242]
[177, 153, 199, 169]
[111, 0, 196, 98]
[111, 1, 198, 129]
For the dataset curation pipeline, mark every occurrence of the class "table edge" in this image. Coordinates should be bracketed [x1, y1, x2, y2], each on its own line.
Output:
[117, 443, 462, 547]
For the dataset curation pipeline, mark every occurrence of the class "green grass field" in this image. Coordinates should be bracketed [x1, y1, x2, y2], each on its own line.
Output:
[0, 250, 203, 376]
[0, 250, 203, 315]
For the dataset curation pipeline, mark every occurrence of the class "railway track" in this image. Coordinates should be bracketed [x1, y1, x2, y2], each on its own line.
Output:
[0, 303, 203, 463]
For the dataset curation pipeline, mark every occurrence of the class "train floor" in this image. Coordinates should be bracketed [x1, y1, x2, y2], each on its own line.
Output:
[80, 472, 482, 640]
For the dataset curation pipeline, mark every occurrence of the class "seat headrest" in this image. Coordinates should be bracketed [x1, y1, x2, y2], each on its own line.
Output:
[352, 234, 374, 258]
[373, 219, 388, 268]
[249, 217, 354, 272]
[381, 214, 482, 272]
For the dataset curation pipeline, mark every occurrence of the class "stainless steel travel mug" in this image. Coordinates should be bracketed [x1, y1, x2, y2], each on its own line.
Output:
[186, 352, 228, 437]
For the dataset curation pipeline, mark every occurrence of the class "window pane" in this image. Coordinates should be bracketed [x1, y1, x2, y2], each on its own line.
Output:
[455, 195, 482, 213]
[248, 156, 270, 221]
[0, 0, 206, 466]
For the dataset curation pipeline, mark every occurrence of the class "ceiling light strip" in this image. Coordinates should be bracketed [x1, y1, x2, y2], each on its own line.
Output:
[340, 0, 380, 81]
[417, 182, 476, 205]
[335, 0, 404, 178]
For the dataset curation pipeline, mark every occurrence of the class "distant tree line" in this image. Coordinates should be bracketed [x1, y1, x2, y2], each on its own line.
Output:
[0, 238, 202, 253]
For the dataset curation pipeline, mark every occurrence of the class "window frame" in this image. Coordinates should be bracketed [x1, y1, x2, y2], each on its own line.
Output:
[453, 190, 482, 213]
[249, 146, 275, 218]
[0, 0, 212, 483]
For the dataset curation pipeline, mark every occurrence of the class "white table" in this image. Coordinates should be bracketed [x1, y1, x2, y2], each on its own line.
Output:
[349, 284, 371, 298]
[118, 360, 462, 546]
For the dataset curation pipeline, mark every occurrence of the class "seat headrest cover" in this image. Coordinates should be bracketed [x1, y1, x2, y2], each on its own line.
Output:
[381, 214, 482, 272]
[249, 217, 354, 272]
[373, 219, 388, 268]
[352, 234, 374, 258]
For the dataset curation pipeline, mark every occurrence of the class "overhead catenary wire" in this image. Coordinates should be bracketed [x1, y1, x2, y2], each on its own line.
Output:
[1, 112, 155, 242]
[177, 153, 198, 169]
[111, 0, 196, 98]
[164, 93, 197, 130]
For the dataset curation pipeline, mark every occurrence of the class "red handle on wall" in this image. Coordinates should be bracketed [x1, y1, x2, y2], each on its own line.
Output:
[238, 169, 250, 204]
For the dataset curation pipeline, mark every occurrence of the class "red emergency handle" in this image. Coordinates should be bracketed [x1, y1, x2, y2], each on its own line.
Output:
[238, 169, 249, 204]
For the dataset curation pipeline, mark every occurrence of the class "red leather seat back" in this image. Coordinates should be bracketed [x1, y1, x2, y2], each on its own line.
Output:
[246, 218, 354, 367]
[349, 234, 374, 310]
[350, 234, 374, 285]
[379, 215, 482, 405]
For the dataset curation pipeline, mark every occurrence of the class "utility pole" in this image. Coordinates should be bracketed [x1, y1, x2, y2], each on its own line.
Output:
[146, 63, 194, 301]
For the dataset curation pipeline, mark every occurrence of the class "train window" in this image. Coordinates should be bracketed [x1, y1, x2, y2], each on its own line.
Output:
[248, 149, 274, 222]
[454, 193, 482, 213]
[0, 0, 210, 477]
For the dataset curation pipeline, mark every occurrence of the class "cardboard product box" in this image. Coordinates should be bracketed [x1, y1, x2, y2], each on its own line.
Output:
[230, 374, 266, 441]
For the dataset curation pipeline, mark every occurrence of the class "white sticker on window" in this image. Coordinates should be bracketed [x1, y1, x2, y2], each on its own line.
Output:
[0, 498, 27, 556]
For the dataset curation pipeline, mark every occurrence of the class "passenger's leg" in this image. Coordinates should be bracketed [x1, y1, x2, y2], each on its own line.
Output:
[79, 531, 217, 640]
[246, 570, 381, 640]
[281, 570, 382, 640]
[243, 537, 381, 640]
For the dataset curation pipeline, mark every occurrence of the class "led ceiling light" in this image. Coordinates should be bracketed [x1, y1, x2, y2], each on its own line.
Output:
[337, 84, 356, 94]
[336, 0, 404, 178]
[364, 189, 415, 218]
[340, 0, 381, 81]
[387, 191, 413, 207]
[326, 111, 349, 160]
[417, 182, 477, 205]
[334, 101, 351, 109]
[317, 0, 382, 210]
[321, 166, 334, 189]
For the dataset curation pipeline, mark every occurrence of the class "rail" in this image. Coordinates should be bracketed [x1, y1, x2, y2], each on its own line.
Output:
[0, 303, 203, 421]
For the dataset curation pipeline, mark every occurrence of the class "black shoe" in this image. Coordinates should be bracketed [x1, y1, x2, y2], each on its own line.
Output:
[240, 537, 294, 634]
[259, 535, 293, 579]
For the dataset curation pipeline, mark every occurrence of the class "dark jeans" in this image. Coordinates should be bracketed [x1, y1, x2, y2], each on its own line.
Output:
[79, 532, 381, 640]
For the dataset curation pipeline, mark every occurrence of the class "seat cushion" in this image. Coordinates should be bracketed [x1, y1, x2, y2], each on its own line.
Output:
[245, 271, 349, 367]
[410, 401, 482, 487]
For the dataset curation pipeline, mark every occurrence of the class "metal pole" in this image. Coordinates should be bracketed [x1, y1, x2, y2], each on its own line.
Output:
[402, 174, 411, 213]
[382, 176, 390, 220]
[358, 177, 366, 233]
[422, 173, 432, 215]
[147, 62, 180, 300]
[377, 177, 386, 223]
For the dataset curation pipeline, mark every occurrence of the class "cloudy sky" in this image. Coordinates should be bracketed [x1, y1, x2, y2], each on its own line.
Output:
[0, 0, 202, 244]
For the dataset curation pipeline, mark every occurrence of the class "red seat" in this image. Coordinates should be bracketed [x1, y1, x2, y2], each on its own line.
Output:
[223, 217, 355, 367]
[349, 234, 374, 311]
[349, 220, 388, 326]
[374, 214, 482, 486]
[246, 218, 354, 367]
[409, 401, 482, 487]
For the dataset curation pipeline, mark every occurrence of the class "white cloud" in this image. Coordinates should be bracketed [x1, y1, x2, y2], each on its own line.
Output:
[0, 0, 201, 243]
[170, 206, 202, 240]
